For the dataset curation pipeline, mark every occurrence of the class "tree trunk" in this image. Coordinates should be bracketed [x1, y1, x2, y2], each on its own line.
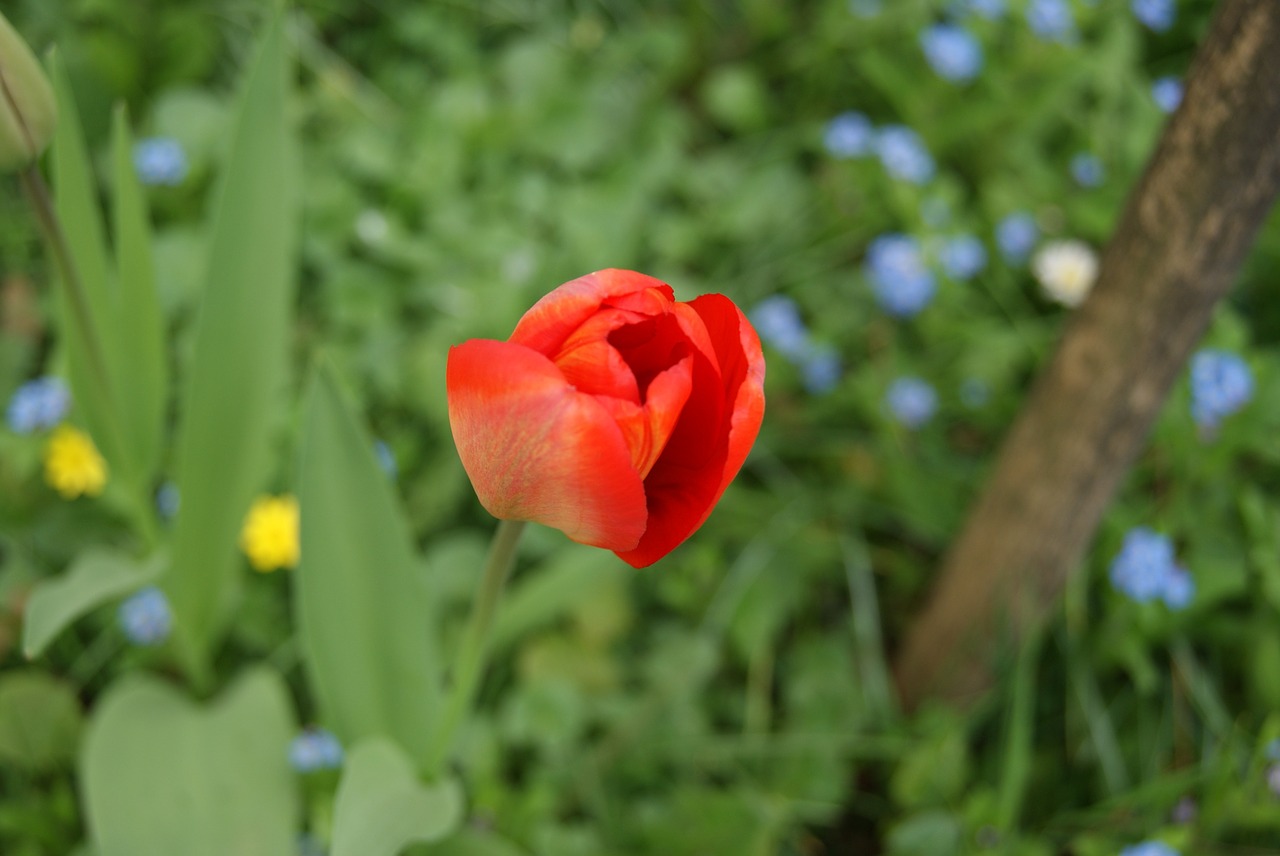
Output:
[893, 0, 1280, 710]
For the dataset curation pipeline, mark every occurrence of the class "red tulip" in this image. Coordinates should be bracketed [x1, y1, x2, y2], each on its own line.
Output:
[447, 269, 765, 568]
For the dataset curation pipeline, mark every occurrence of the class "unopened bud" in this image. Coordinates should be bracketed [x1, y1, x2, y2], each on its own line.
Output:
[0, 11, 56, 172]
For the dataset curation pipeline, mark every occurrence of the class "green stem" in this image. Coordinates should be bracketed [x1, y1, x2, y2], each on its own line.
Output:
[426, 518, 525, 777]
[18, 166, 114, 400]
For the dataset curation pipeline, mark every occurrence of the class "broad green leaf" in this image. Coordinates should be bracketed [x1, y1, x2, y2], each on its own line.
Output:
[330, 738, 463, 856]
[0, 671, 82, 772]
[296, 362, 439, 768]
[110, 104, 167, 483]
[47, 51, 127, 478]
[80, 667, 296, 856]
[163, 10, 297, 683]
[22, 549, 163, 658]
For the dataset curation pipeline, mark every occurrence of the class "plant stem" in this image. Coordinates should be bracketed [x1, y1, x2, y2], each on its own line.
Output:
[17, 166, 114, 400]
[426, 518, 525, 777]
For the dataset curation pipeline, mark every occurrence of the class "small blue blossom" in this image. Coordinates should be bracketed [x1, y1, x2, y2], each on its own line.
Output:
[1070, 152, 1105, 187]
[801, 345, 841, 395]
[938, 234, 987, 281]
[1027, 0, 1076, 42]
[920, 24, 984, 84]
[118, 587, 173, 646]
[885, 377, 938, 429]
[289, 727, 345, 773]
[1266, 737, 1280, 762]
[1109, 528, 1192, 609]
[960, 378, 990, 409]
[297, 833, 327, 856]
[996, 212, 1038, 263]
[824, 112, 875, 158]
[1161, 565, 1195, 610]
[1120, 843, 1180, 856]
[6, 377, 70, 434]
[374, 440, 398, 479]
[156, 481, 180, 520]
[1151, 76, 1183, 113]
[875, 125, 935, 184]
[865, 233, 937, 317]
[133, 137, 188, 187]
[1189, 349, 1253, 430]
[751, 295, 812, 360]
[1268, 763, 1280, 797]
[1132, 0, 1175, 32]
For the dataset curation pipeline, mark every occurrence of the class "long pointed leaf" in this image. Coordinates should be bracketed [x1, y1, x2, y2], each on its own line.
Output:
[163, 10, 297, 683]
[296, 362, 440, 769]
[110, 104, 166, 483]
[47, 51, 127, 478]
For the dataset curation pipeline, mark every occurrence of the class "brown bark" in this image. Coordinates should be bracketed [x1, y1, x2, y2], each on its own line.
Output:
[893, 0, 1280, 710]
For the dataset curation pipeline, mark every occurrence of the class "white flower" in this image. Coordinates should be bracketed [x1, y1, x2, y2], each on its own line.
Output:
[1032, 240, 1098, 306]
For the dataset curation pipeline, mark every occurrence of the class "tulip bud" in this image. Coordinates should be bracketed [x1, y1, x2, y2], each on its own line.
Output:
[0, 11, 56, 172]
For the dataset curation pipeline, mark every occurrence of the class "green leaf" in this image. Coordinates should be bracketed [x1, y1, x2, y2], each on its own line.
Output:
[80, 667, 297, 856]
[110, 103, 167, 483]
[162, 10, 297, 683]
[296, 362, 439, 769]
[330, 738, 463, 856]
[0, 671, 83, 772]
[22, 549, 162, 658]
[47, 50, 127, 477]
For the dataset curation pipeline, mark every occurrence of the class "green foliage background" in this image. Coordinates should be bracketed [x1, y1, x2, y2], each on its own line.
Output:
[2, 0, 1280, 854]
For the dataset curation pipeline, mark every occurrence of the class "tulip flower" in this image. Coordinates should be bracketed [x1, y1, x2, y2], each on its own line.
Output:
[0, 11, 57, 171]
[447, 268, 765, 568]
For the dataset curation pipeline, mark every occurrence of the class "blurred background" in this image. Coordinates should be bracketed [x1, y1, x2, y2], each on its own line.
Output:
[3, 0, 1280, 854]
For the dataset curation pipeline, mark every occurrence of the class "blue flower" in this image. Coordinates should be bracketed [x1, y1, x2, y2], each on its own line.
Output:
[374, 440, 398, 479]
[133, 137, 188, 187]
[960, 378, 990, 409]
[824, 111, 875, 158]
[1132, 0, 1175, 32]
[289, 727, 345, 773]
[1120, 843, 1180, 856]
[865, 233, 937, 317]
[1266, 737, 1280, 762]
[1070, 152, 1105, 187]
[920, 24, 984, 83]
[885, 377, 938, 429]
[938, 234, 987, 281]
[155, 481, 181, 520]
[1109, 528, 1192, 609]
[118, 587, 173, 646]
[1161, 565, 1195, 610]
[801, 345, 841, 395]
[6, 376, 70, 434]
[751, 295, 812, 360]
[1151, 76, 1183, 113]
[1189, 349, 1253, 430]
[996, 212, 1038, 263]
[875, 125, 935, 184]
[1027, 0, 1076, 42]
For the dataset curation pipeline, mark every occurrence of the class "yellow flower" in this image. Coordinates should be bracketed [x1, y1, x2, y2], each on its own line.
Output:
[43, 425, 107, 498]
[240, 494, 300, 572]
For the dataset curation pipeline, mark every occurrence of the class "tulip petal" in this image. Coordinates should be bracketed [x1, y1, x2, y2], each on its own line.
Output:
[616, 295, 764, 568]
[447, 339, 647, 551]
[511, 269, 674, 357]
